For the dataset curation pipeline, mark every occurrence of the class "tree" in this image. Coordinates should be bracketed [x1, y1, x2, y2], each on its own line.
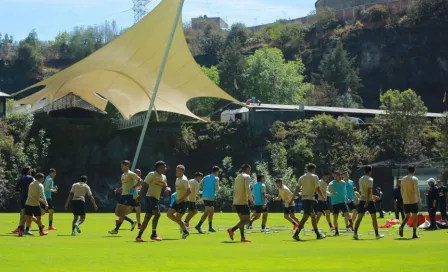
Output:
[435, 112, 448, 157]
[217, 38, 246, 99]
[312, 41, 362, 100]
[225, 23, 249, 47]
[375, 89, 428, 167]
[244, 47, 311, 104]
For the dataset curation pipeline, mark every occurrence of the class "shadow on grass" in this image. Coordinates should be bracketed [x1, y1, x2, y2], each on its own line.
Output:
[162, 238, 180, 241]
[281, 240, 309, 242]
[56, 235, 76, 237]
[394, 238, 413, 241]
[221, 241, 238, 244]
[102, 236, 122, 238]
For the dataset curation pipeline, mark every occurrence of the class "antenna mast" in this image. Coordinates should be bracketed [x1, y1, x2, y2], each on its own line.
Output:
[132, 0, 151, 24]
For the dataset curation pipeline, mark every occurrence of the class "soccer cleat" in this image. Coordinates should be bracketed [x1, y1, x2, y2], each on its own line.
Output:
[131, 221, 137, 231]
[71, 231, 77, 236]
[195, 226, 204, 234]
[412, 235, 420, 239]
[246, 224, 252, 230]
[227, 228, 234, 241]
[181, 231, 190, 239]
[24, 230, 34, 236]
[151, 236, 162, 241]
[208, 227, 216, 233]
[376, 234, 385, 239]
[108, 229, 118, 235]
[317, 234, 326, 240]
[12, 228, 20, 233]
[353, 233, 359, 240]
[136, 237, 144, 242]
[240, 238, 251, 242]
[40, 231, 48, 236]
[398, 228, 403, 237]
[293, 224, 299, 230]
[293, 235, 301, 241]
[48, 226, 57, 230]
[75, 224, 81, 234]
[18, 230, 23, 237]
[333, 232, 340, 237]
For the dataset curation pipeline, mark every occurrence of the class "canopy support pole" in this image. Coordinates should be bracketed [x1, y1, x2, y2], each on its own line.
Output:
[131, 0, 184, 170]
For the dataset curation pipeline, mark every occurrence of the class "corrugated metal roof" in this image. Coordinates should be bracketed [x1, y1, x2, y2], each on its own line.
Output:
[245, 103, 443, 118]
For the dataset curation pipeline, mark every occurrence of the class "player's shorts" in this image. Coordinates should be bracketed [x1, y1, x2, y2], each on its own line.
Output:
[357, 201, 376, 214]
[203, 200, 215, 207]
[283, 206, 295, 214]
[404, 203, 419, 214]
[315, 200, 329, 212]
[234, 205, 250, 215]
[118, 195, 133, 206]
[254, 205, 268, 213]
[186, 201, 197, 211]
[129, 198, 140, 207]
[171, 201, 187, 214]
[40, 198, 53, 210]
[72, 200, 86, 216]
[145, 197, 160, 213]
[347, 201, 356, 210]
[302, 199, 316, 215]
[332, 203, 349, 214]
[396, 202, 404, 211]
[25, 205, 42, 217]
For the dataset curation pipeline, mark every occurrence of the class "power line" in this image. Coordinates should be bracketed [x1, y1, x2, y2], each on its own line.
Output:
[132, 0, 151, 24]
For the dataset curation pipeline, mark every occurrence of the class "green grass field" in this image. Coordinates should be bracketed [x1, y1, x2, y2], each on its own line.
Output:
[1, 212, 446, 272]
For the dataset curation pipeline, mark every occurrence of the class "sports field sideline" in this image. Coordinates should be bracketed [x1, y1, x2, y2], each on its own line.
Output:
[1, 213, 446, 272]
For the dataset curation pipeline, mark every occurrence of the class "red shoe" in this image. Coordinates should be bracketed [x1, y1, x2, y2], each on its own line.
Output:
[12, 228, 20, 233]
[151, 236, 162, 241]
[40, 231, 48, 236]
[227, 228, 234, 241]
[18, 230, 23, 237]
[136, 237, 144, 242]
[240, 238, 251, 242]
[293, 224, 299, 230]
[48, 226, 57, 230]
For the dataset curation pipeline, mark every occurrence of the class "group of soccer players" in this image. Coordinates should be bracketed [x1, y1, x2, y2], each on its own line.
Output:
[13, 159, 425, 242]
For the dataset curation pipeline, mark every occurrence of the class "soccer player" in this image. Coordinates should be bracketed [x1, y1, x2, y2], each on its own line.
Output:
[64, 176, 98, 236]
[291, 163, 326, 241]
[274, 179, 299, 229]
[247, 175, 269, 232]
[327, 171, 354, 236]
[437, 179, 447, 220]
[399, 165, 422, 239]
[227, 164, 252, 243]
[132, 169, 143, 229]
[21, 173, 48, 237]
[376, 187, 385, 218]
[394, 179, 405, 221]
[343, 171, 357, 229]
[167, 165, 191, 239]
[184, 172, 203, 230]
[316, 172, 333, 229]
[109, 160, 140, 235]
[195, 166, 221, 233]
[353, 165, 384, 240]
[42, 168, 58, 230]
[12, 166, 38, 235]
[136, 161, 168, 242]
[426, 178, 438, 230]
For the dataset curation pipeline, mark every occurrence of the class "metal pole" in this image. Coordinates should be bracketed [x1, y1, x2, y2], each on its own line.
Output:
[131, 0, 184, 170]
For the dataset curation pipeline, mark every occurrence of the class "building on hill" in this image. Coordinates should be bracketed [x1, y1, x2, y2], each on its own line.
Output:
[315, 0, 412, 21]
[191, 16, 228, 30]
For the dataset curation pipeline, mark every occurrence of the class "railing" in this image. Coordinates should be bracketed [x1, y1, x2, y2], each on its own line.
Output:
[117, 114, 146, 130]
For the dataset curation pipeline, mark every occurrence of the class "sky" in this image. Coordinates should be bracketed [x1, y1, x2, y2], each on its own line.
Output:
[0, 0, 317, 41]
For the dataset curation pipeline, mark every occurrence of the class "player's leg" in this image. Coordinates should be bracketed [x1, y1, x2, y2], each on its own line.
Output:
[195, 206, 210, 233]
[228, 206, 251, 242]
[399, 210, 411, 237]
[261, 211, 268, 230]
[310, 211, 324, 239]
[411, 212, 419, 238]
[247, 211, 261, 229]
[72, 215, 79, 235]
[47, 199, 55, 230]
[109, 204, 127, 234]
[134, 206, 141, 228]
[440, 202, 447, 220]
[353, 212, 364, 240]
[316, 211, 323, 224]
[332, 209, 340, 236]
[137, 212, 152, 240]
[351, 209, 358, 224]
[184, 203, 198, 226]
[208, 205, 216, 231]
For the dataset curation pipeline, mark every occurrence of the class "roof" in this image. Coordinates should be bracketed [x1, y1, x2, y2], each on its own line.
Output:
[245, 103, 444, 118]
[0, 91, 11, 98]
[12, 0, 235, 120]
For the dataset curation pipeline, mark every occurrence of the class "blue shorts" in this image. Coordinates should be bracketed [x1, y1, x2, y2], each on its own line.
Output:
[119, 195, 133, 206]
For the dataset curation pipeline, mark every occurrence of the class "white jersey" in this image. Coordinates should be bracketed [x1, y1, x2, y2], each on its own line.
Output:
[71, 182, 92, 202]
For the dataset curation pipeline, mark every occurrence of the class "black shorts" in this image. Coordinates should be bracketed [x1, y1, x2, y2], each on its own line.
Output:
[347, 201, 356, 210]
[332, 203, 349, 214]
[72, 200, 86, 216]
[145, 197, 160, 213]
[254, 205, 268, 213]
[357, 201, 376, 214]
[404, 203, 419, 214]
[118, 195, 133, 206]
[315, 200, 329, 212]
[234, 205, 250, 215]
[203, 200, 216, 207]
[129, 198, 140, 207]
[40, 198, 54, 210]
[283, 206, 295, 214]
[396, 202, 404, 211]
[302, 200, 316, 215]
[187, 201, 197, 211]
[171, 201, 187, 214]
[24, 205, 42, 217]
